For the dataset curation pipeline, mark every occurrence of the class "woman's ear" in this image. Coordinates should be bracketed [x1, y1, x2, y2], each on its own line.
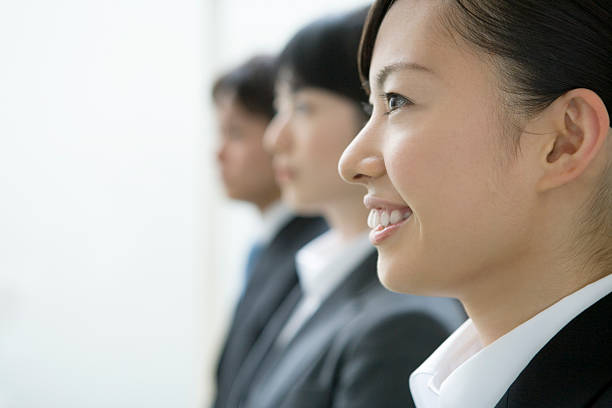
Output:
[536, 88, 610, 192]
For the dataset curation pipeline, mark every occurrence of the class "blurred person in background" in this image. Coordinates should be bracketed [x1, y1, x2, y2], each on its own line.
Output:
[224, 7, 466, 408]
[211, 55, 328, 408]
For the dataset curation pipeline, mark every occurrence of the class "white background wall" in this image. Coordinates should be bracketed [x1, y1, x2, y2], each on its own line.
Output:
[0, 1, 367, 407]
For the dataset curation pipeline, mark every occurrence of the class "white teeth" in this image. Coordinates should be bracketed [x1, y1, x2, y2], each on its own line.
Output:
[380, 211, 390, 227]
[367, 208, 411, 229]
[367, 209, 376, 228]
[373, 210, 381, 228]
[389, 210, 402, 224]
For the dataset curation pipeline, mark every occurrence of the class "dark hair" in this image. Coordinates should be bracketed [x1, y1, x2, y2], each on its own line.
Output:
[359, 0, 611, 126]
[212, 55, 277, 119]
[278, 6, 370, 107]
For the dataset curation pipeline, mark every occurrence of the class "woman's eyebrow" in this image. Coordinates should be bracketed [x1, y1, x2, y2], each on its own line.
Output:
[366, 61, 435, 93]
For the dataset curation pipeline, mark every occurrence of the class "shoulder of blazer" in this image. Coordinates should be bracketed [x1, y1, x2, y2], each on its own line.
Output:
[307, 265, 464, 408]
[331, 285, 465, 362]
[495, 291, 612, 408]
[313, 261, 464, 377]
[268, 216, 328, 254]
[313, 247, 466, 358]
[246, 215, 327, 290]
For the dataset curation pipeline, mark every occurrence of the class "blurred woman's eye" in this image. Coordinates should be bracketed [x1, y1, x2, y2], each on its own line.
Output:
[294, 101, 313, 114]
[361, 101, 373, 118]
[228, 129, 243, 140]
[382, 92, 413, 115]
[223, 124, 243, 140]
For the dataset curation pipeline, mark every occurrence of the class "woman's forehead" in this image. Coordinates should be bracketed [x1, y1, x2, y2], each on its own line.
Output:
[369, 0, 486, 91]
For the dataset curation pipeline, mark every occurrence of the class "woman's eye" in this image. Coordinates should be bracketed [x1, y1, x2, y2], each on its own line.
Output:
[383, 93, 412, 114]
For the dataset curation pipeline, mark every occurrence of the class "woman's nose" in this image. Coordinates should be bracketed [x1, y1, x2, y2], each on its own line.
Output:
[338, 122, 386, 185]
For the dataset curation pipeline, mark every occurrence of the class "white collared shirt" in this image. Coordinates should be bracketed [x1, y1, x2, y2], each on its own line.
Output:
[275, 230, 373, 347]
[410, 273, 612, 408]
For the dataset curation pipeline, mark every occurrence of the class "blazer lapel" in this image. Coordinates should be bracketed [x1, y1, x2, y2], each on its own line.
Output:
[215, 216, 327, 408]
[244, 251, 378, 408]
[279, 249, 377, 353]
[224, 286, 303, 408]
[495, 292, 612, 408]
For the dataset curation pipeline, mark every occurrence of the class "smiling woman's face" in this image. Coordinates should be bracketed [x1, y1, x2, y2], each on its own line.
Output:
[339, 0, 541, 296]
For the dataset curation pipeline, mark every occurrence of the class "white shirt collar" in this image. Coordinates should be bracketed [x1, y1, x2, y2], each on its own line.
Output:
[257, 201, 293, 246]
[295, 230, 372, 300]
[410, 273, 612, 408]
[274, 231, 373, 348]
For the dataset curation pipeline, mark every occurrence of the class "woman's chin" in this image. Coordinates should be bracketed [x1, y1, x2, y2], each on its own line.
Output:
[376, 257, 415, 294]
[282, 195, 320, 216]
[376, 255, 440, 296]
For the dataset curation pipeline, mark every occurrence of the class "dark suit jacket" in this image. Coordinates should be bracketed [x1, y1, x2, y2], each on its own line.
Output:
[495, 291, 612, 408]
[213, 215, 327, 408]
[236, 251, 467, 408]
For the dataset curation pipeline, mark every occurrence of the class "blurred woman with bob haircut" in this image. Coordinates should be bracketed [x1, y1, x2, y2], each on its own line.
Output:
[228, 6, 466, 408]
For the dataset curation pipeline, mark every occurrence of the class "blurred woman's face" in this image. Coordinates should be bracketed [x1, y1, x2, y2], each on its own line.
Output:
[339, 0, 540, 296]
[264, 82, 365, 215]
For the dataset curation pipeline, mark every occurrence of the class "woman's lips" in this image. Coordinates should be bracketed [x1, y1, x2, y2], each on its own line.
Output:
[364, 195, 413, 245]
[363, 195, 410, 211]
[274, 166, 295, 183]
[369, 213, 412, 245]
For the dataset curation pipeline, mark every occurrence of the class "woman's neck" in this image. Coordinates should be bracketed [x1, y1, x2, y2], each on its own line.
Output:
[460, 246, 606, 346]
[459, 183, 612, 346]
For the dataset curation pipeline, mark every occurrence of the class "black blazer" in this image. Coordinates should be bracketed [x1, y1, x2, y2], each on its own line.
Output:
[236, 251, 467, 408]
[495, 291, 612, 408]
[213, 215, 327, 408]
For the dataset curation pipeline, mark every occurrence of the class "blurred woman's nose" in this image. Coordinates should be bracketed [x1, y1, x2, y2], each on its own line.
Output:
[263, 114, 291, 154]
[216, 141, 227, 163]
[338, 122, 386, 185]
